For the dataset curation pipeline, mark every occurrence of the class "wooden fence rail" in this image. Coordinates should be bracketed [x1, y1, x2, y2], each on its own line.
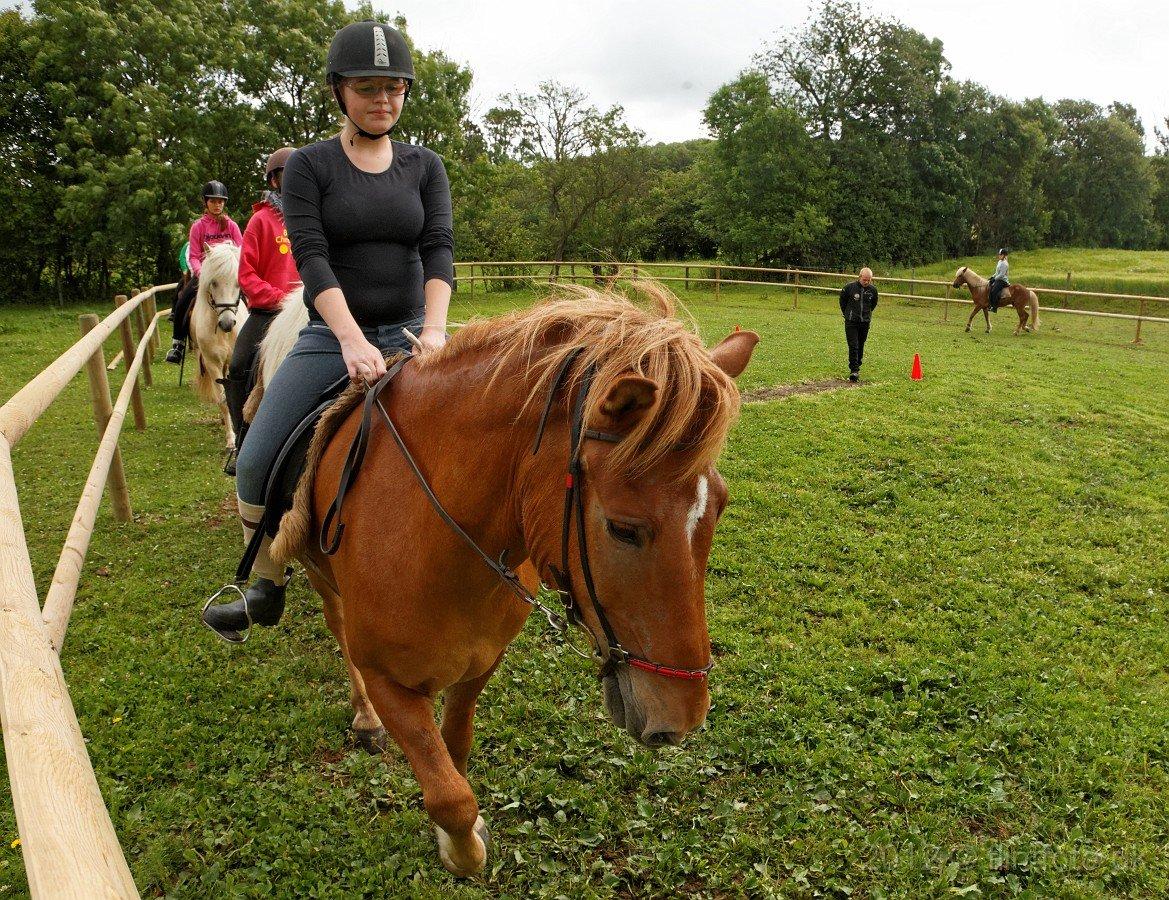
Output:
[0, 284, 175, 898]
[454, 261, 1169, 343]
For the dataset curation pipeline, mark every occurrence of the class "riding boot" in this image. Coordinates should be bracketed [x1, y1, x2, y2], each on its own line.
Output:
[201, 499, 290, 643]
[165, 339, 185, 364]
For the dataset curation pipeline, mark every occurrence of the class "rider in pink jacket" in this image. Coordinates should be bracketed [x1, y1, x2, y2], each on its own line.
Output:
[166, 182, 243, 363]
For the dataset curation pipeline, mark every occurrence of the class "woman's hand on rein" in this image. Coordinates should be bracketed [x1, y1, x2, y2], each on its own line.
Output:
[340, 335, 387, 384]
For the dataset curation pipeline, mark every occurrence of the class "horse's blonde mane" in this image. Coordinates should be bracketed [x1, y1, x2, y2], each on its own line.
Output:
[271, 281, 740, 564]
[430, 280, 740, 480]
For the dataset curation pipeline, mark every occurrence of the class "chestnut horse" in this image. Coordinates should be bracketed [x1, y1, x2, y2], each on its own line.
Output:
[952, 265, 1040, 336]
[257, 284, 758, 876]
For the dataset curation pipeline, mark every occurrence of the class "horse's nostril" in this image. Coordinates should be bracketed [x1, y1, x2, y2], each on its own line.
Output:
[642, 730, 683, 748]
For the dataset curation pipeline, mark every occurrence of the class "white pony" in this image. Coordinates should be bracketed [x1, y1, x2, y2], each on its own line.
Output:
[190, 242, 248, 450]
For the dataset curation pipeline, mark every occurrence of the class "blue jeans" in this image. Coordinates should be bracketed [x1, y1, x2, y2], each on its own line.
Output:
[235, 319, 421, 505]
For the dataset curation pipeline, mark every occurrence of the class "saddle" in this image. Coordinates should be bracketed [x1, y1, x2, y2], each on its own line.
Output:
[988, 279, 1008, 310]
[233, 374, 351, 582]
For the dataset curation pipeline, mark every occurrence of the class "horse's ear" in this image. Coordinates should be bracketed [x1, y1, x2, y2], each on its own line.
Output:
[596, 376, 658, 430]
[708, 328, 760, 378]
[203, 242, 211, 255]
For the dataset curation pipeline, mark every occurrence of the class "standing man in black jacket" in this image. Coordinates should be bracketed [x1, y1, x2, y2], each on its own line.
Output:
[839, 267, 878, 382]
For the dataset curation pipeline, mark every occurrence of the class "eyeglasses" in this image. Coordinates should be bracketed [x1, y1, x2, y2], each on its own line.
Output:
[346, 78, 409, 98]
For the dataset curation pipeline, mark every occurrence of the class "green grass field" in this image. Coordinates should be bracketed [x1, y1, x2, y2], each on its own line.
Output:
[1, 283, 1167, 897]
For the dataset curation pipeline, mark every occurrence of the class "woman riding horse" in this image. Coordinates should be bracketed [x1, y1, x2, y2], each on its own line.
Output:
[167, 181, 243, 364]
[202, 20, 453, 639]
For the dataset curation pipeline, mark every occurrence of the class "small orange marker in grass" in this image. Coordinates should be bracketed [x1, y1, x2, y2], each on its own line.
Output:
[910, 353, 923, 380]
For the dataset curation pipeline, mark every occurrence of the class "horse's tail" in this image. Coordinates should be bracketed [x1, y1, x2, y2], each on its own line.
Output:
[1028, 290, 1040, 332]
[244, 288, 308, 423]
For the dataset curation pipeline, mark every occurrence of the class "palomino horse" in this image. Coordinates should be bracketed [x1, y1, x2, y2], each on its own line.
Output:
[952, 266, 1040, 336]
[248, 284, 758, 876]
[190, 242, 248, 450]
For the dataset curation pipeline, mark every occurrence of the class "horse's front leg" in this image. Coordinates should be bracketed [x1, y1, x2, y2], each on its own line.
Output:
[965, 305, 978, 332]
[364, 670, 490, 877]
[309, 569, 386, 752]
[214, 362, 236, 450]
[441, 657, 502, 776]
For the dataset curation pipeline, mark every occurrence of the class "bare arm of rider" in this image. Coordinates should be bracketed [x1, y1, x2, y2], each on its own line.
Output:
[419, 278, 451, 353]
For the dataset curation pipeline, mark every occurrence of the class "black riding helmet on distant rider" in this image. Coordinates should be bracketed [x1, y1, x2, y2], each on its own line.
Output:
[326, 20, 414, 140]
[202, 180, 228, 201]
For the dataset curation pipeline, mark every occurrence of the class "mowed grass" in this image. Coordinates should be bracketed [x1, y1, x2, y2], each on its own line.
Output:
[0, 285, 1167, 898]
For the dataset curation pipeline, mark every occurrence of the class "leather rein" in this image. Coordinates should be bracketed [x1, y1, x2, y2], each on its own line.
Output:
[319, 349, 713, 682]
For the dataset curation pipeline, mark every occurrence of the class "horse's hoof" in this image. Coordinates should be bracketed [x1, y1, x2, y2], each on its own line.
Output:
[353, 726, 388, 755]
[436, 815, 488, 877]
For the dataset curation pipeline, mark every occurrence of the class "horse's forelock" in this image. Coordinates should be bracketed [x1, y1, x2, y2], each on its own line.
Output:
[202, 242, 240, 284]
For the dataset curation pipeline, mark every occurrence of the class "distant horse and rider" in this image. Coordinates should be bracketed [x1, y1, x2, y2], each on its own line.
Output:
[952, 250, 1040, 336]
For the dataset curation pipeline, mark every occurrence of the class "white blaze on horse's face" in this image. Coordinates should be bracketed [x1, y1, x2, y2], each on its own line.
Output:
[685, 475, 709, 544]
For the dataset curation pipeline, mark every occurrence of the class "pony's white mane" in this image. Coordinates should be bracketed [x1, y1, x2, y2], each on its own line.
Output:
[257, 289, 308, 387]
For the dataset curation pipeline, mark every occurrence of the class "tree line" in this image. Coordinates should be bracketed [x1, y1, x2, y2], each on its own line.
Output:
[2, 0, 1168, 305]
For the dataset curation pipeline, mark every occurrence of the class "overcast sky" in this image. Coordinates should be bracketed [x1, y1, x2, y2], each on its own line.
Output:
[374, 0, 1167, 149]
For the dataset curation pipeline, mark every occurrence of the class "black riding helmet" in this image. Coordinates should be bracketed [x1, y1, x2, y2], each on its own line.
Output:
[327, 21, 414, 140]
[998, 247, 1009, 256]
[202, 180, 228, 201]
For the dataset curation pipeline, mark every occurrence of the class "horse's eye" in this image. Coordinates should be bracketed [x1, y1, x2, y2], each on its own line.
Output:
[605, 520, 641, 547]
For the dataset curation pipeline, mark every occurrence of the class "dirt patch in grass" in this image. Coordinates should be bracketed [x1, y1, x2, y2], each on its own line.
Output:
[743, 378, 862, 402]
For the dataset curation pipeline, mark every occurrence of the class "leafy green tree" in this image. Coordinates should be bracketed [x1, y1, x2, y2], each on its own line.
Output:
[0, 9, 60, 302]
[1151, 120, 1169, 249]
[698, 72, 830, 265]
[485, 81, 645, 260]
[1042, 100, 1154, 247]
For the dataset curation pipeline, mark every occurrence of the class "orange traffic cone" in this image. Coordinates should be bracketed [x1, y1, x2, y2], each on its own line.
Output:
[910, 353, 923, 381]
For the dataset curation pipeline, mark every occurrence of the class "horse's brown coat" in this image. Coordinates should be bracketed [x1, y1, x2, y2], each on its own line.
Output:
[260, 283, 759, 875]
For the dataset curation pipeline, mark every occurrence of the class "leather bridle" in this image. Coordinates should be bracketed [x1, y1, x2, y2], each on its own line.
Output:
[320, 350, 713, 682]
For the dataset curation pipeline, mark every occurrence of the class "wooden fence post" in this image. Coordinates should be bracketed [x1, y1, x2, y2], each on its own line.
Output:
[1064, 272, 1072, 308]
[131, 301, 152, 387]
[144, 289, 159, 355]
[793, 272, 800, 309]
[1133, 299, 1147, 344]
[570, 262, 575, 283]
[944, 284, 951, 322]
[715, 266, 721, 299]
[78, 315, 132, 522]
[112, 295, 146, 431]
[684, 265, 690, 291]
[910, 267, 916, 297]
